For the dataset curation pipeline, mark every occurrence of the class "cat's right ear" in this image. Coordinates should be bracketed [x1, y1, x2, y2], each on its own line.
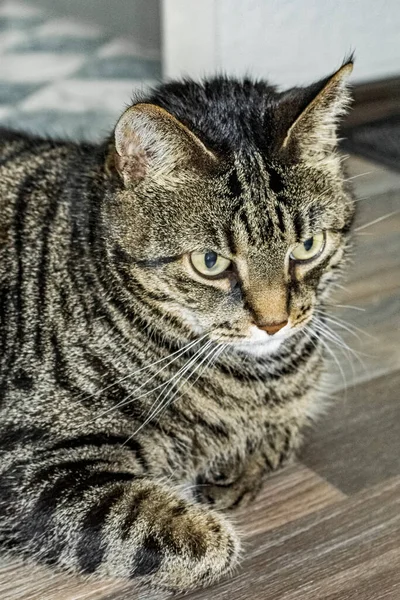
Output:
[113, 103, 217, 187]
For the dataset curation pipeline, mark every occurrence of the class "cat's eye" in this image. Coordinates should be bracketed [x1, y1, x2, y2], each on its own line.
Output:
[290, 232, 325, 262]
[190, 251, 231, 278]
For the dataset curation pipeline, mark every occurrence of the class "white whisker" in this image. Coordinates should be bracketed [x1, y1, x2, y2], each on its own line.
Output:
[354, 210, 400, 232]
[127, 341, 215, 440]
[81, 335, 206, 402]
[315, 311, 375, 341]
[343, 171, 372, 182]
[80, 336, 208, 427]
[143, 342, 223, 430]
[312, 330, 348, 394]
[331, 304, 366, 312]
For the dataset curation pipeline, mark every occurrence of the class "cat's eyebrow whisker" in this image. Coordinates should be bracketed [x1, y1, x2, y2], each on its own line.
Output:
[328, 282, 349, 294]
[342, 171, 372, 183]
[354, 195, 371, 203]
[354, 210, 400, 232]
[81, 336, 208, 426]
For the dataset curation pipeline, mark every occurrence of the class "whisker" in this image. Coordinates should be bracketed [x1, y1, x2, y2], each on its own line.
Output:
[315, 311, 375, 340]
[331, 304, 366, 312]
[80, 335, 206, 403]
[127, 341, 215, 439]
[81, 336, 208, 426]
[313, 319, 369, 368]
[139, 341, 226, 439]
[354, 210, 400, 232]
[310, 329, 348, 394]
[343, 171, 372, 182]
[143, 342, 223, 430]
[316, 313, 362, 342]
[312, 321, 359, 371]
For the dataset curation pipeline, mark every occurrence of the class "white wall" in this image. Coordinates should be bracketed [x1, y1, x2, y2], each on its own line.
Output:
[162, 0, 400, 87]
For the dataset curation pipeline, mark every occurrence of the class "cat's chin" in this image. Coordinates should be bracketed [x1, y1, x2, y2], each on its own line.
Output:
[233, 326, 289, 357]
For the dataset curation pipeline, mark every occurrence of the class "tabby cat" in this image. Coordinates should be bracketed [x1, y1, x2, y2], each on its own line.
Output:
[0, 60, 355, 592]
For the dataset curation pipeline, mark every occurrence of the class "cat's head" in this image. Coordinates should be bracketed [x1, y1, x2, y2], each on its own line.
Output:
[104, 60, 355, 355]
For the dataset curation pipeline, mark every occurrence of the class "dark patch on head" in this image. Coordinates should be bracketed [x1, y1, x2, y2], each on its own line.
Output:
[292, 213, 304, 241]
[227, 169, 242, 197]
[131, 534, 163, 576]
[268, 167, 285, 194]
[238, 207, 256, 245]
[133, 255, 179, 269]
[275, 204, 286, 235]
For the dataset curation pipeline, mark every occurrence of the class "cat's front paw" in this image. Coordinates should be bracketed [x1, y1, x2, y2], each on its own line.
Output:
[195, 474, 263, 510]
[153, 502, 240, 591]
[195, 456, 265, 510]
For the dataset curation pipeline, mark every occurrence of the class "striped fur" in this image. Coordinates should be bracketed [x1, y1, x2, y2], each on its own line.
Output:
[0, 65, 355, 592]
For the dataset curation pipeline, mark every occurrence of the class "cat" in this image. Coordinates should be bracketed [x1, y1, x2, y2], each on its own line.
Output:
[0, 59, 355, 593]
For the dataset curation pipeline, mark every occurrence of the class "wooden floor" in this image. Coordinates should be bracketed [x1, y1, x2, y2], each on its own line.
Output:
[1, 153, 399, 600]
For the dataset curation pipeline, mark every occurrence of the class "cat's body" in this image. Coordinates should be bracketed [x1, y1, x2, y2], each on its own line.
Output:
[0, 65, 355, 591]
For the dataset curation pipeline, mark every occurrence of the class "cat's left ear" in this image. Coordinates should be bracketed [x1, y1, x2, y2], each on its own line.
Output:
[112, 103, 217, 187]
[278, 60, 353, 166]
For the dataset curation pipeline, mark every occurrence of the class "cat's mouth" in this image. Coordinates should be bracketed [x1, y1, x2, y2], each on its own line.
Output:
[231, 317, 312, 356]
[232, 325, 289, 356]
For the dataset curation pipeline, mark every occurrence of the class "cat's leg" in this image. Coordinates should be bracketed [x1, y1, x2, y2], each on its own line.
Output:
[0, 444, 239, 592]
[195, 424, 299, 510]
[195, 450, 266, 510]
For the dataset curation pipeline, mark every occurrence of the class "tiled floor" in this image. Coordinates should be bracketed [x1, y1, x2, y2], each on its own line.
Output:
[0, 0, 160, 141]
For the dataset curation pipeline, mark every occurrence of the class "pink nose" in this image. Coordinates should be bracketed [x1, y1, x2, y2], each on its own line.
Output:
[257, 320, 288, 335]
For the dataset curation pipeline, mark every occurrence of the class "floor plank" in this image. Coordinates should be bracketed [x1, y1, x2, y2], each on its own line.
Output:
[301, 370, 400, 494]
[181, 477, 400, 600]
[319, 155, 400, 389]
[234, 464, 346, 537]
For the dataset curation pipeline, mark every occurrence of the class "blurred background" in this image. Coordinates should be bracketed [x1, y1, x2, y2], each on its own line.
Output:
[0, 0, 399, 143]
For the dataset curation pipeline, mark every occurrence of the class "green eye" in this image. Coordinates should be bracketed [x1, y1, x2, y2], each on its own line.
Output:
[190, 251, 231, 278]
[291, 232, 325, 261]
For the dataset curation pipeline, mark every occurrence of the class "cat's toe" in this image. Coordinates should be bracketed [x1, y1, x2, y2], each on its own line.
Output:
[155, 506, 240, 590]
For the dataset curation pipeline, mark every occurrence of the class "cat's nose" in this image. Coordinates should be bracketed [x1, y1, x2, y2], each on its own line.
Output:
[257, 320, 288, 335]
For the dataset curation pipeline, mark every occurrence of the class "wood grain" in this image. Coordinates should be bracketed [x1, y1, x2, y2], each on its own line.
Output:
[182, 478, 400, 600]
[301, 369, 400, 494]
[234, 464, 346, 537]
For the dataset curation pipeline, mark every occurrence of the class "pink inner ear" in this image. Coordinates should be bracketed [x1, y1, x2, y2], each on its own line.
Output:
[114, 146, 147, 185]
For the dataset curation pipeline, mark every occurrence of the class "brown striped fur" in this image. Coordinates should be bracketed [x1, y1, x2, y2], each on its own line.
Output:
[0, 62, 355, 592]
